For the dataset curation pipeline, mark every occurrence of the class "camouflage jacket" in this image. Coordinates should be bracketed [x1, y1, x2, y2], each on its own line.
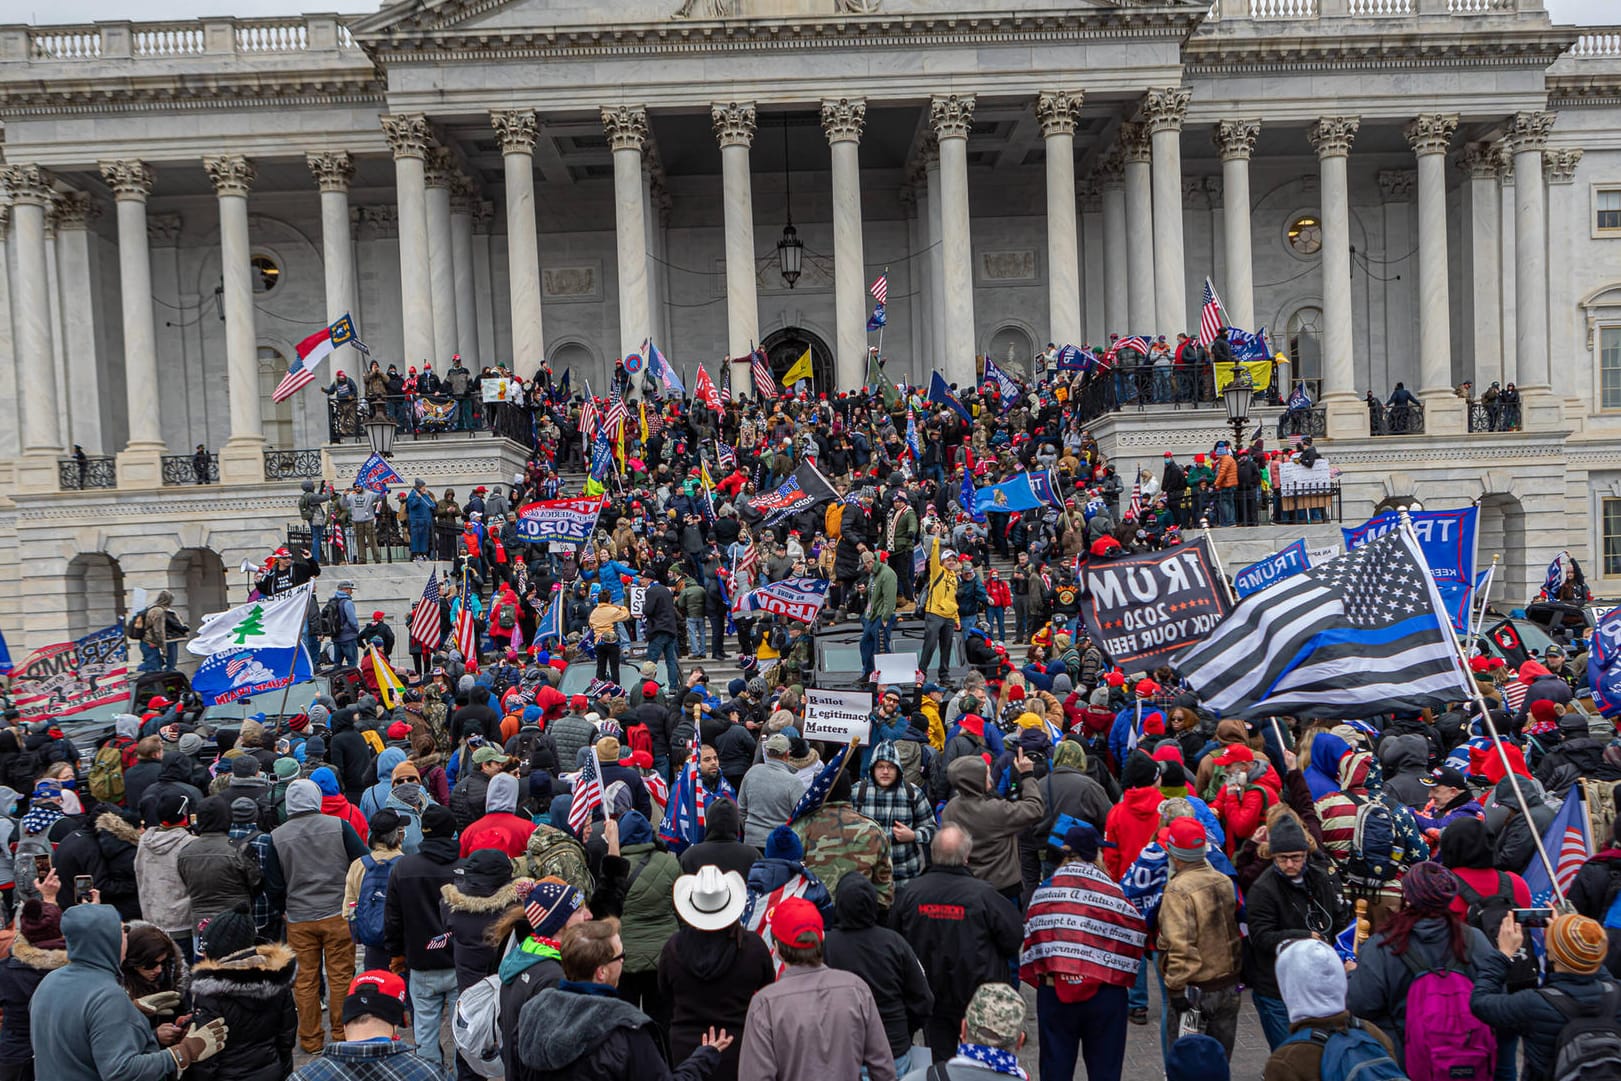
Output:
[791, 801, 894, 908]
[512, 822, 594, 897]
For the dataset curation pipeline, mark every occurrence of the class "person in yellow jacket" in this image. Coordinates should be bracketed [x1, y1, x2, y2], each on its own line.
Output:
[918, 681, 948, 751]
[918, 531, 960, 683]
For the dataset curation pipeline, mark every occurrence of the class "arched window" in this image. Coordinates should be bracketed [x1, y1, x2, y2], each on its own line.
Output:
[1286, 306, 1324, 389]
[258, 347, 293, 449]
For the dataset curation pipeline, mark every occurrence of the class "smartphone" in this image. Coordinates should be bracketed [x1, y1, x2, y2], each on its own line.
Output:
[1513, 907, 1555, 927]
[32, 855, 50, 880]
[73, 875, 93, 904]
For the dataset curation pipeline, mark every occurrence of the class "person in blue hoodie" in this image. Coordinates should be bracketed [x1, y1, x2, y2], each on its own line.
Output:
[358, 747, 407, 819]
[30, 903, 228, 1080]
[1107, 682, 1169, 773]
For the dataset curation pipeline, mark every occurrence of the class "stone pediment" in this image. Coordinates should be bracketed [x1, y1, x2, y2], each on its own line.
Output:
[353, 0, 1152, 37]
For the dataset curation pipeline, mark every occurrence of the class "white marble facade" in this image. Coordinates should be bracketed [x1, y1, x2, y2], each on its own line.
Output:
[1, 0, 1621, 649]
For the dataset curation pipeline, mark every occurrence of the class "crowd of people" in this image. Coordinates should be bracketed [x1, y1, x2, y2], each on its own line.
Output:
[13, 358, 1618, 1081]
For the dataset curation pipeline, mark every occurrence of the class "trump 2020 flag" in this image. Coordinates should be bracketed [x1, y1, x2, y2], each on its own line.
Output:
[753, 462, 838, 526]
[1522, 784, 1590, 906]
[515, 495, 605, 545]
[188, 583, 315, 657]
[1589, 605, 1621, 718]
[736, 577, 829, 624]
[535, 584, 564, 648]
[192, 644, 313, 706]
[354, 452, 404, 493]
[982, 356, 1019, 401]
[1175, 528, 1472, 718]
[273, 313, 366, 402]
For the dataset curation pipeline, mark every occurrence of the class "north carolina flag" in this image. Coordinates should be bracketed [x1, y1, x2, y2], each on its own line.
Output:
[274, 313, 363, 402]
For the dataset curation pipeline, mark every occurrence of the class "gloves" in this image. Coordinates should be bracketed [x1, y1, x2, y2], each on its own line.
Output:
[1168, 994, 1191, 1016]
[135, 991, 182, 1018]
[176, 1019, 229, 1067]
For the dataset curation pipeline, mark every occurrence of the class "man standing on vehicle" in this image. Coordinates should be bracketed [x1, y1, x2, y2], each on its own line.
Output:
[327, 581, 361, 669]
[257, 547, 320, 597]
[861, 550, 897, 685]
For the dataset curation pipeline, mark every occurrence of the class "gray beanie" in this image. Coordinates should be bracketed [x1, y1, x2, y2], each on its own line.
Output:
[1051, 673, 1073, 696]
[308, 703, 331, 727]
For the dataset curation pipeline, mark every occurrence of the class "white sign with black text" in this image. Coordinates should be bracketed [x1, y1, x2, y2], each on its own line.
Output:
[802, 688, 874, 744]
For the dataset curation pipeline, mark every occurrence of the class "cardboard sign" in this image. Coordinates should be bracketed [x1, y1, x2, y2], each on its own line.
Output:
[873, 652, 919, 687]
[1079, 538, 1230, 672]
[802, 688, 874, 744]
[481, 377, 515, 403]
[628, 585, 647, 619]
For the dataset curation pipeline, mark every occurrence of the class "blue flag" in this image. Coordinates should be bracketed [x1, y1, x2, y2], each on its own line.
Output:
[905, 410, 920, 460]
[789, 741, 854, 825]
[1054, 344, 1090, 372]
[191, 645, 313, 706]
[866, 303, 886, 331]
[588, 425, 614, 483]
[0, 625, 11, 676]
[961, 470, 987, 524]
[1343, 507, 1479, 632]
[534, 585, 564, 647]
[1232, 539, 1311, 598]
[1589, 605, 1621, 717]
[1287, 383, 1312, 411]
[982, 356, 1019, 400]
[552, 367, 570, 403]
[645, 340, 684, 396]
[1225, 326, 1271, 363]
[1541, 553, 1565, 599]
[929, 371, 971, 423]
[1333, 919, 1358, 964]
[354, 453, 405, 493]
[972, 474, 1045, 515]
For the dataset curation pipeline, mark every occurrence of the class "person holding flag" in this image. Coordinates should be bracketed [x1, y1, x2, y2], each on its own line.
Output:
[789, 741, 893, 908]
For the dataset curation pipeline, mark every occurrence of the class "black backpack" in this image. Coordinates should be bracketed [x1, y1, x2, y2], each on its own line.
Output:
[317, 596, 344, 639]
[1456, 871, 1539, 991]
[1541, 982, 1621, 1081]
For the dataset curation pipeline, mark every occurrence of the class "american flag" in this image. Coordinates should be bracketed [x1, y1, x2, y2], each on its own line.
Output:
[659, 736, 706, 849]
[1105, 336, 1151, 364]
[1127, 481, 1142, 521]
[645, 769, 670, 817]
[453, 586, 477, 663]
[751, 349, 777, 398]
[603, 389, 629, 438]
[578, 394, 599, 439]
[1502, 678, 1529, 714]
[1020, 860, 1146, 987]
[734, 542, 760, 588]
[567, 750, 604, 835]
[719, 362, 733, 404]
[408, 571, 442, 651]
[717, 441, 736, 470]
[870, 272, 888, 305]
[789, 740, 853, 824]
[1523, 784, 1589, 906]
[1198, 277, 1226, 347]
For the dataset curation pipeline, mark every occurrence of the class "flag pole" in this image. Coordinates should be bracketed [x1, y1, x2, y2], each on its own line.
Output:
[1469, 554, 1501, 645]
[1400, 509, 1568, 907]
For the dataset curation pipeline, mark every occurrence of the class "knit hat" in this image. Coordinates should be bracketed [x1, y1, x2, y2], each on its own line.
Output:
[1052, 741, 1085, 770]
[1275, 938, 1347, 1023]
[1547, 913, 1608, 975]
[525, 880, 584, 939]
[177, 733, 204, 757]
[230, 797, 259, 824]
[391, 760, 422, 784]
[421, 804, 456, 838]
[1164, 818, 1206, 862]
[155, 792, 190, 827]
[1268, 814, 1309, 855]
[1400, 860, 1458, 912]
[1165, 1035, 1229, 1081]
[1121, 749, 1159, 790]
[18, 898, 64, 950]
[273, 757, 300, 780]
[764, 824, 803, 862]
[200, 904, 257, 959]
[308, 703, 330, 728]
[1158, 761, 1187, 791]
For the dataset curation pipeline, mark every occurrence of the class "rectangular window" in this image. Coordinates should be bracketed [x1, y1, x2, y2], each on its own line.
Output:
[1600, 189, 1621, 232]
[1606, 497, 1621, 577]
[1605, 327, 1621, 410]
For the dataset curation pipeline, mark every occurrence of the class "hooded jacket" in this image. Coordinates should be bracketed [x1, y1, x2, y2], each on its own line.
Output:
[267, 780, 368, 924]
[940, 755, 1045, 891]
[440, 850, 520, 990]
[1104, 783, 1169, 879]
[0, 922, 68, 1065]
[677, 799, 760, 879]
[514, 981, 718, 1081]
[737, 758, 805, 849]
[184, 944, 297, 1081]
[137, 752, 205, 828]
[460, 773, 537, 858]
[325, 707, 373, 802]
[1470, 950, 1621, 1081]
[135, 825, 196, 934]
[52, 810, 142, 918]
[852, 741, 937, 885]
[358, 748, 407, 818]
[618, 812, 682, 974]
[824, 872, 935, 1060]
[383, 830, 460, 971]
[29, 904, 178, 1081]
[177, 799, 261, 922]
[656, 924, 776, 1081]
[1344, 917, 1495, 1060]
[1377, 734, 1432, 808]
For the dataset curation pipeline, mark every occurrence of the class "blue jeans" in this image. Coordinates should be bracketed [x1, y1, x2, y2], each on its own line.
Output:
[138, 642, 164, 673]
[1128, 954, 1149, 1011]
[335, 639, 358, 668]
[310, 523, 324, 565]
[408, 967, 458, 1069]
[1253, 992, 1292, 1051]
[859, 615, 894, 680]
[1038, 982, 1128, 1081]
[1217, 488, 1235, 527]
[988, 607, 1006, 640]
[685, 617, 706, 657]
[646, 632, 681, 690]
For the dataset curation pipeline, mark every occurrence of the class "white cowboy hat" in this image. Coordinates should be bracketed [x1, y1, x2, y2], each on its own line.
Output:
[672, 865, 747, 932]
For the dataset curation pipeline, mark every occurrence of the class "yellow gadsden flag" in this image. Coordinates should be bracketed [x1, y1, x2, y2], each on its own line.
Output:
[782, 348, 813, 387]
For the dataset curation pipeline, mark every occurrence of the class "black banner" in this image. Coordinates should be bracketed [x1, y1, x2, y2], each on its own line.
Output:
[1079, 538, 1230, 672]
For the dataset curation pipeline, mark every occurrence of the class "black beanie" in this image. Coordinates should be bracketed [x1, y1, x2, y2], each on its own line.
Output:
[1267, 814, 1309, 855]
[1121, 749, 1159, 790]
[201, 904, 256, 959]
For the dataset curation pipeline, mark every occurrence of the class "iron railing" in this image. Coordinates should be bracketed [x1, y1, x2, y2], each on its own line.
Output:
[161, 452, 218, 485]
[1166, 481, 1342, 528]
[1068, 361, 1283, 425]
[1276, 407, 1329, 440]
[59, 455, 116, 490]
[286, 518, 452, 566]
[1467, 398, 1521, 433]
[264, 449, 323, 480]
[327, 394, 536, 446]
[1371, 401, 1425, 436]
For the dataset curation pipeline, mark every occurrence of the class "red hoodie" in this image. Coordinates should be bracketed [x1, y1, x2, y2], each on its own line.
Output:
[1105, 785, 1167, 879]
[321, 794, 369, 843]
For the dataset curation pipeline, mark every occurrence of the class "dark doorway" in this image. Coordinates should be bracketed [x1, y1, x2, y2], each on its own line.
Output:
[761, 327, 836, 392]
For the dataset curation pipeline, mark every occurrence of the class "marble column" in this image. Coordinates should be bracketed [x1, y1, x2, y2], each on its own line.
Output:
[0, 207, 16, 464]
[923, 140, 946, 372]
[713, 102, 760, 389]
[1544, 147, 1584, 409]
[1405, 114, 1463, 432]
[306, 151, 357, 428]
[602, 106, 651, 371]
[382, 114, 436, 366]
[1, 165, 61, 491]
[822, 97, 868, 390]
[1144, 88, 1191, 333]
[491, 110, 544, 372]
[1214, 120, 1260, 334]
[1308, 117, 1365, 439]
[1458, 143, 1502, 389]
[51, 192, 106, 457]
[932, 93, 978, 389]
[1097, 150, 1127, 336]
[1506, 111, 1559, 428]
[450, 179, 480, 365]
[1037, 91, 1083, 348]
[424, 148, 460, 366]
[1121, 122, 1155, 332]
[204, 154, 265, 483]
[1496, 146, 1517, 385]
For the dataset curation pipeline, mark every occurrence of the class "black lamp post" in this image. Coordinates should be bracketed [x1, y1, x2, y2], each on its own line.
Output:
[1222, 368, 1253, 449]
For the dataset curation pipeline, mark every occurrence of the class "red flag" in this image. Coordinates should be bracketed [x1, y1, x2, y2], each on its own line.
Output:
[694, 365, 723, 411]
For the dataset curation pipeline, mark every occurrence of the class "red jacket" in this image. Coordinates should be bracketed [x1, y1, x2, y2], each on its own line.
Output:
[1105, 785, 1167, 879]
[321, 794, 369, 843]
[460, 812, 537, 858]
[1211, 783, 1273, 855]
[987, 578, 1012, 608]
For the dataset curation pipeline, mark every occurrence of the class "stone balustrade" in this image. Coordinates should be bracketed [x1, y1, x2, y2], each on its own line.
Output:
[4, 15, 356, 63]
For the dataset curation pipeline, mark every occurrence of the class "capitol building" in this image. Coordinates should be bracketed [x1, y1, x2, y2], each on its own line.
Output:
[0, 0, 1617, 655]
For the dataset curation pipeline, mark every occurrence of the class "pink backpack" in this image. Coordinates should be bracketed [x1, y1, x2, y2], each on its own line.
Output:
[1399, 952, 1496, 1081]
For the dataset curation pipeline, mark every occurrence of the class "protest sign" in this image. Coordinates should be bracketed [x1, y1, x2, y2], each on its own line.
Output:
[480, 377, 515, 403]
[628, 586, 647, 619]
[11, 626, 131, 721]
[802, 688, 874, 743]
[874, 652, 919, 687]
[1080, 538, 1229, 671]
